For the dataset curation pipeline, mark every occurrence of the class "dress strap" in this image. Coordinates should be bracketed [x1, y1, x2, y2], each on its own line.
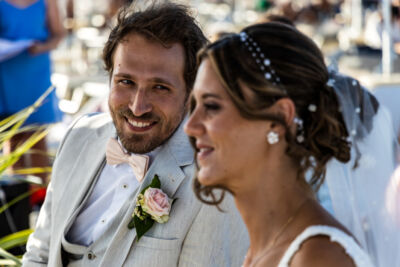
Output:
[278, 225, 374, 267]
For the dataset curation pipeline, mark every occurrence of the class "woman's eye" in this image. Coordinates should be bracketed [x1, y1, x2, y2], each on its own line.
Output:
[204, 102, 221, 111]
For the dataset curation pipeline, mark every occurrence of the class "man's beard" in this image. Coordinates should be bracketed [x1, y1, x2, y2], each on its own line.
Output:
[111, 108, 184, 154]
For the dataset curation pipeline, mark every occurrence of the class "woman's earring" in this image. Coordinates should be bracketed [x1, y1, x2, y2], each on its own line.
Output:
[267, 131, 279, 144]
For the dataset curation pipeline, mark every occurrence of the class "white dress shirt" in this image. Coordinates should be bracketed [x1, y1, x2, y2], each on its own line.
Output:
[67, 146, 159, 246]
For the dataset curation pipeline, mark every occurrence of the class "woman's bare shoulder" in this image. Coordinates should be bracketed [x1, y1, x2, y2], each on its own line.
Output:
[290, 235, 356, 267]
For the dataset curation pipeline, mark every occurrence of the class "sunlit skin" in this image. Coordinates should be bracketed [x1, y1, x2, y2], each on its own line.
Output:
[109, 33, 187, 154]
[184, 59, 272, 192]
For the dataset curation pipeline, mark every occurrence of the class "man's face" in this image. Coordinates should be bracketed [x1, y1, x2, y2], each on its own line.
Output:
[108, 33, 187, 154]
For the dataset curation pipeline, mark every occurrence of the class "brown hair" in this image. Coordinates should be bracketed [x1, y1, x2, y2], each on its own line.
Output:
[192, 22, 379, 205]
[102, 1, 208, 93]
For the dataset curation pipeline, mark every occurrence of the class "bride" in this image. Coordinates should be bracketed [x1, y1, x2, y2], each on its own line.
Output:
[184, 22, 376, 266]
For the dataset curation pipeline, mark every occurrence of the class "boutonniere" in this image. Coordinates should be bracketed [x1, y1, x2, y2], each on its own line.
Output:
[128, 175, 174, 241]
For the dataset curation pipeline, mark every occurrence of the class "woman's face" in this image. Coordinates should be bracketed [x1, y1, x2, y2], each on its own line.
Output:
[184, 59, 269, 188]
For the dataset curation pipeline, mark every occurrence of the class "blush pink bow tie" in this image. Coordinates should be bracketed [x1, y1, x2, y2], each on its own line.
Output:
[106, 138, 149, 182]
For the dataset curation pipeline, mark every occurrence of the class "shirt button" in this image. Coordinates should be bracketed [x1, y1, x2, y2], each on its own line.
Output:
[87, 251, 96, 260]
[123, 184, 128, 189]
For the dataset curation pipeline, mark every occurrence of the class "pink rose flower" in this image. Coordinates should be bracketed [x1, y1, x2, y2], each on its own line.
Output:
[142, 188, 171, 223]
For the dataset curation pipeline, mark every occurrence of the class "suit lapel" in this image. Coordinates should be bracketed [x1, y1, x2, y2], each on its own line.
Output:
[100, 119, 194, 267]
[60, 118, 115, 234]
[144, 118, 194, 197]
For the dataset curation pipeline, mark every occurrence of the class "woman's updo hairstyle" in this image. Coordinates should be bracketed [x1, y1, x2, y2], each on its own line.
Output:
[193, 22, 378, 205]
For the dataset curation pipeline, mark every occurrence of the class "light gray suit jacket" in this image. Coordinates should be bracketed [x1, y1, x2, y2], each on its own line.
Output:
[22, 113, 249, 267]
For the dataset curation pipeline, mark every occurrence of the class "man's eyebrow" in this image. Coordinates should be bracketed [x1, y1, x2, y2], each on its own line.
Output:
[113, 72, 133, 78]
[150, 77, 175, 87]
[113, 74, 175, 87]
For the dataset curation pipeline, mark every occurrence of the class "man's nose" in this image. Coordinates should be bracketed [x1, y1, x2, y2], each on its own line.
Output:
[129, 89, 152, 117]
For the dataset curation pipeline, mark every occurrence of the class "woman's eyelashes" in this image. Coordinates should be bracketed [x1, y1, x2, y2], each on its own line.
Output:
[190, 94, 222, 115]
[203, 102, 221, 112]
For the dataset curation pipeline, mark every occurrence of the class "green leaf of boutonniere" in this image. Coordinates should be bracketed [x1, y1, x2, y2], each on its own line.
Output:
[128, 174, 173, 241]
[140, 174, 161, 194]
[132, 216, 154, 241]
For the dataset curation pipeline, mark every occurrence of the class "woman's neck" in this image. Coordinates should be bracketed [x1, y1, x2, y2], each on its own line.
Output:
[234, 164, 310, 266]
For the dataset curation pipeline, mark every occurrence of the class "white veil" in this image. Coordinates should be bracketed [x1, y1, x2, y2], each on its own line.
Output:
[324, 70, 400, 267]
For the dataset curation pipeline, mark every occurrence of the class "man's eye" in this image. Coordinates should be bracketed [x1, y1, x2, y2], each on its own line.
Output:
[118, 79, 133, 85]
[154, 85, 170, 91]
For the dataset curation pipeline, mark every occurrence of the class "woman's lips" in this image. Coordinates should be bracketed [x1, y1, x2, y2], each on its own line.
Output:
[196, 145, 214, 161]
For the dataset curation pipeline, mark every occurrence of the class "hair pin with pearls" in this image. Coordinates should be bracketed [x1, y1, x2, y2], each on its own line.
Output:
[239, 31, 287, 94]
[308, 104, 317, 112]
[293, 117, 305, 143]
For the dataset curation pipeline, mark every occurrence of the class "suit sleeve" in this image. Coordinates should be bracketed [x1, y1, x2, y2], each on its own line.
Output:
[178, 194, 249, 267]
[22, 181, 54, 266]
[22, 114, 88, 266]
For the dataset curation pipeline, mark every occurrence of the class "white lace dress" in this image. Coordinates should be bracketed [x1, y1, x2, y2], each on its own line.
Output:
[278, 225, 375, 267]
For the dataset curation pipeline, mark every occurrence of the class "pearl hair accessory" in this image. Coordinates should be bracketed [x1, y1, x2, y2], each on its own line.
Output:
[239, 31, 287, 94]
[267, 131, 279, 144]
[326, 78, 335, 87]
[327, 75, 362, 140]
[293, 117, 305, 143]
[308, 104, 317, 112]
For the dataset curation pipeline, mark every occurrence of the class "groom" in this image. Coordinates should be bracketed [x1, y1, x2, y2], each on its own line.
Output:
[22, 2, 248, 266]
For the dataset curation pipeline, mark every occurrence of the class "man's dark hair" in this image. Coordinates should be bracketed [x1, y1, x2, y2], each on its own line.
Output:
[103, 1, 208, 92]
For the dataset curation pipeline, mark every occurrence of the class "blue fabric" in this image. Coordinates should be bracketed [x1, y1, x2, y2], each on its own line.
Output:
[0, 0, 62, 124]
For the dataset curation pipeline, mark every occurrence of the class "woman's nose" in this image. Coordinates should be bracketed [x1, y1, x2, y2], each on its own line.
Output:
[184, 110, 203, 137]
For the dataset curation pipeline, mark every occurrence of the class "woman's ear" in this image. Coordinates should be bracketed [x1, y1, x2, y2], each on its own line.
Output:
[273, 98, 296, 126]
[264, 98, 296, 140]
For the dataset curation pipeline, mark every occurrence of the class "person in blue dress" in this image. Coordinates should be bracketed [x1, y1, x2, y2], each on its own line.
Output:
[0, 0, 64, 249]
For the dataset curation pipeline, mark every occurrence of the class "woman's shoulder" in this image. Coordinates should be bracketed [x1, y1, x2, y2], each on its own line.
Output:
[277, 225, 374, 267]
[289, 234, 356, 267]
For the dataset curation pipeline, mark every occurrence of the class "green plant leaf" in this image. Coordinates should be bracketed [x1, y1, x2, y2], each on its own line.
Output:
[0, 85, 55, 263]
[13, 167, 52, 175]
[0, 229, 33, 250]
[0, 247, 21, 266]
[133, 215, 154, 241]
[0, 127, 50, 176]
[0, 84, 54, 151]
[0, 188, 37, 215]
[127, 217, 136, 229]
[140, 174, 161, 195]
[0, 259, 20, 266]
